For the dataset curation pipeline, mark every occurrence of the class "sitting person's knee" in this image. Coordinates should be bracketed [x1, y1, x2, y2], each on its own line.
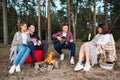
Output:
[70, 43, 75, 47]
[54, 44, 58, 49]
[54, 44, 60, 49]
[28, 41, 34, 45]
[26, 47, 30, 51]
[43, 41, 49, 45]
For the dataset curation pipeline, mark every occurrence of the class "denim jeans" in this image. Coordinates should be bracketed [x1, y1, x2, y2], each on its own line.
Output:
[54, 42, 76, 56]
[35, 41, 49, 59]
[13, 44, 30, 65]
[27, 41, 36, 61]
[28, 41, 49, 61]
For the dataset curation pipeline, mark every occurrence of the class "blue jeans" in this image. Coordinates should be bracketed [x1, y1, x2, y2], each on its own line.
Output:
[13, 44, 30, 65]
[54, 43, 76, 56]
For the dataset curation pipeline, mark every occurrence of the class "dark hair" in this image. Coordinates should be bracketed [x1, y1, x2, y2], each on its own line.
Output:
[98, 23, 109, 34]
[62, 23, 68, 26]
[27, 23, 35, 29]
[27, 23, 31, 28]
[61, 23, 68, 28]
[18, 22, 27, 32]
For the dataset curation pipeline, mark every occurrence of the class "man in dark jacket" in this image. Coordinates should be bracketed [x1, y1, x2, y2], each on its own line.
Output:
[27, 24, 49, 66]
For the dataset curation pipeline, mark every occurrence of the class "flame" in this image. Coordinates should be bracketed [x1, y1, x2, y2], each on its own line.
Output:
[44, 52, 55, 65]
[50, 60, 55, 65]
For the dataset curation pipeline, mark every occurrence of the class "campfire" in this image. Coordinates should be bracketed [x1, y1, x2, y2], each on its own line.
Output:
[34, 52, 59, 72]
[44, 52, 56, 65]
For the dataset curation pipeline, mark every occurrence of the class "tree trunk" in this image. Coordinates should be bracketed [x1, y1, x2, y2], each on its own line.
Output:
[67, 0, 71, 32]
[24, 0, 28, 22]
[48, 0, 51, 41]
[44, 0, 46, 17]
[3, 0, 8, 44]
[104, 0, 108, 26]
[110, 14, 120, 32]
[93, 0, 96, 36]
[38, 0, 41, 39]
[72, 0, 78, 41]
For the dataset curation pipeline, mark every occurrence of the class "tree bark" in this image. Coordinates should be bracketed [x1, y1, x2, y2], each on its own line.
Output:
[44, 0, 46, 17]
[3, 0, 8, 44]
[48, 0, 51, 41]
[67, 0, 71, 32]
[93, 0, 96, 36]
[72, 0, 78, 41]
[104, 0, 108, 26]
[24, 0, 28, 22]
[38, 0, 41, 39]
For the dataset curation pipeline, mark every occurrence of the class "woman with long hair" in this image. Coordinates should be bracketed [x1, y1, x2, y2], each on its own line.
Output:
[9, 22, 31, 74]
[74, 23, 116, 71]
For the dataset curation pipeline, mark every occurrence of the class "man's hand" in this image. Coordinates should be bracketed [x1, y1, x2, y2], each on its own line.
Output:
[57, 36, 62, 41]
[37, 40, 42, 46]
[70, 39, 73, 43]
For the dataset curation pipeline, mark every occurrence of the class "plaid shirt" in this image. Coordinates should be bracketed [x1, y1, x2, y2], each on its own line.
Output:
[97, 34, 116, 61]
[52, 31, 73, 41]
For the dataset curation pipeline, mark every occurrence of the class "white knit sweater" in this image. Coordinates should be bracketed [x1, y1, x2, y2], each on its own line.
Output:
[91, 34, 110, 45]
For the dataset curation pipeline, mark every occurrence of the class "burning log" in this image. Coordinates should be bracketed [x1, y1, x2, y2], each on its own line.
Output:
[44, 52, 55, 65]
[34, 52, 59, 72]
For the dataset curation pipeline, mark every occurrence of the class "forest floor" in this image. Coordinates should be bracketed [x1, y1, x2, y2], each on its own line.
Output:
[0, 42, 120, 80]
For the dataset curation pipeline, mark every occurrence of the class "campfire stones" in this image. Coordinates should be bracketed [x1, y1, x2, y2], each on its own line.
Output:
[34, 62, 44, 71]
[54, 60, 59, 69]
[47, 65, 54, 71]
[34, 60, 59, 72]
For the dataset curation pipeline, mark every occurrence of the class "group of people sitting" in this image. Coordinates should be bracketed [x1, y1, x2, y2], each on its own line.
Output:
[9, 22, 116, 74]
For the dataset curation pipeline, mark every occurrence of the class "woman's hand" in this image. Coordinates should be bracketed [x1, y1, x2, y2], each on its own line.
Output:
[16, 41, 20, 45]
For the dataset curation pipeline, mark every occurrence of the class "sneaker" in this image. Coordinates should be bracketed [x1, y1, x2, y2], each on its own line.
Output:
[16, 65, 21, 72]
[9, 65, 16, 74]
[83, 64, 91, 71]
[60, 54, 64, 61]
[70, 57, 75, 65]
[74, 62, 84, 71]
